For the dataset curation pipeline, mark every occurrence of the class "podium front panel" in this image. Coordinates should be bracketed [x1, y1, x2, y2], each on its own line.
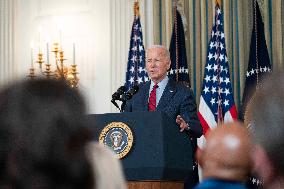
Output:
[87, 112, 193, 181]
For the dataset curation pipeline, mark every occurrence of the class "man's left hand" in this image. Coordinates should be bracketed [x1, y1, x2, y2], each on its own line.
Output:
[176, 115, 189, 132]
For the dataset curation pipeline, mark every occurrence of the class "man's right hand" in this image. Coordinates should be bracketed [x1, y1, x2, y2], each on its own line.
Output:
[176, 115, 190, 132]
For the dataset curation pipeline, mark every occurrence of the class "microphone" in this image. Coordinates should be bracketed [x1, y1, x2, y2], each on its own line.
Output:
[111, 86, 126, 110]
[122, 85, 139, 101]
[120, 85, 139, 112]
[112, 86, 126, 100]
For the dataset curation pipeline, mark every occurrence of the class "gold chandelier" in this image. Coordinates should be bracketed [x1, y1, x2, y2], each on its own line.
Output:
[28, 42, 79, 88]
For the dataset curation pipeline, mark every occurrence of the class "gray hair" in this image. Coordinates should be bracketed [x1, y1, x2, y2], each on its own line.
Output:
[247, 71, 284, 176]
[146, 45, 171, 61]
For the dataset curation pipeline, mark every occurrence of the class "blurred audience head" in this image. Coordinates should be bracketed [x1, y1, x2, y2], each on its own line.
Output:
[86, 143, 127, 189]
[247, 71, 284, 189]
[197, 121, 252, 182]
[0, 78, 94, 188]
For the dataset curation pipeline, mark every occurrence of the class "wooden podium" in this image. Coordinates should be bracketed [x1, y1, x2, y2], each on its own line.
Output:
[87, 112, 194, 189]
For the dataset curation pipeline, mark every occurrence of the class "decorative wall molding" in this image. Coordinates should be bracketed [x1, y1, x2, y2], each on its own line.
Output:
[0, 0, 15, 86]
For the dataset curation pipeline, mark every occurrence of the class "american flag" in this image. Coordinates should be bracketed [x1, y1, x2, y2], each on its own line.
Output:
[197, 3, 237, 148]
[125, 2, 148, 91]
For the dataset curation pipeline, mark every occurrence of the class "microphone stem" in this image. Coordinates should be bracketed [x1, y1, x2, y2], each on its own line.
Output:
[121, 101, 126, 112]
[111, 99, 121, 111]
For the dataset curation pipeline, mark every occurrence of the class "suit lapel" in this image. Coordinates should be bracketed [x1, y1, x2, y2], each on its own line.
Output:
[156, 80, 176, 111]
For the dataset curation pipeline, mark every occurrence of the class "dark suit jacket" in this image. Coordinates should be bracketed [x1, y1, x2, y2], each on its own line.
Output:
[124, 80, 202, 138]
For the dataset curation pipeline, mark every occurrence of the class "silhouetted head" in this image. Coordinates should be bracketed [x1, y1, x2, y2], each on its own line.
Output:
[197, 121, 252, 182]
[247, 71, 284, 188]
[0, 78, 94, 189]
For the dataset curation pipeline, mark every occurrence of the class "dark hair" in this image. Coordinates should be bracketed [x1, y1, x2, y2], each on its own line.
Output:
[0, 79, 94, 188]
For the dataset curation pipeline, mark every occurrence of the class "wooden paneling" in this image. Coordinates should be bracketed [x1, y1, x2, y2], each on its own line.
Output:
[128, 181, 184, 189]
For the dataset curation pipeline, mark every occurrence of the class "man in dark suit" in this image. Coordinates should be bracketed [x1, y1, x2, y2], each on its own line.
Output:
[124, 45, 202, 138]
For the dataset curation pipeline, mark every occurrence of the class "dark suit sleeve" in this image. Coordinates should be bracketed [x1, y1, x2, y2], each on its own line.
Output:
[124, 99, 132, 112]
[180, 89, 202, 138]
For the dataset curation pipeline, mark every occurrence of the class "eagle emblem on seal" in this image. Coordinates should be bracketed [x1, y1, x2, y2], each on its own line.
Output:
[99, 122, 133, 158]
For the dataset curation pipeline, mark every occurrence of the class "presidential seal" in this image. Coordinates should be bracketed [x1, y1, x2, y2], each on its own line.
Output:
[99, 122, 133, 159]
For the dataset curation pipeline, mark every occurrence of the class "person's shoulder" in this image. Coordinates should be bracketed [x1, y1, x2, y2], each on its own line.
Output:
[173, 81, 192, 92]
[139, 81, 150, 87]
[137, 81, 150, 90]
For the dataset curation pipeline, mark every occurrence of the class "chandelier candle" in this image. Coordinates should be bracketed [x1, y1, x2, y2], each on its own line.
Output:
[46, 43, 49, 64]
[31, 48, 34, 68]
[73, 43, 75, 65]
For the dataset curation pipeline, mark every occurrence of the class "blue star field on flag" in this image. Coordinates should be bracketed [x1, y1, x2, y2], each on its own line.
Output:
[125, 11, 148, 91]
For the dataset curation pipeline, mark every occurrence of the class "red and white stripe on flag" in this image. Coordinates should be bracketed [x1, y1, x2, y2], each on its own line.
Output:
[198, 96, 238, 149]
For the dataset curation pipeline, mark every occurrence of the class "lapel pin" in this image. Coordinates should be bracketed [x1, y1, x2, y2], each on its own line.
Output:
[169, 90, 173, 93]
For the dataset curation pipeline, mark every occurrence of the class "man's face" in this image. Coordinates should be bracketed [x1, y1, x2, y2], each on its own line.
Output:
[146, 47, 170, 84]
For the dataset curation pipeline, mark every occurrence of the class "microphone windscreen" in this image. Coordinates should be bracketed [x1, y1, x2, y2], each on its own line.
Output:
[112, 86, 126, 100]
[117, 86, 126, 94]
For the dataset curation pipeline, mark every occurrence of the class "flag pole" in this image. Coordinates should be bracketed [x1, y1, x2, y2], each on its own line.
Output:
[173, 0, 179, 82]
[216, 0, 221, 6]
[215, 1, 223, 125]
[134, 1, 139, 17]
[253, 0, 259, 90]
[133, 1, 140, 86]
